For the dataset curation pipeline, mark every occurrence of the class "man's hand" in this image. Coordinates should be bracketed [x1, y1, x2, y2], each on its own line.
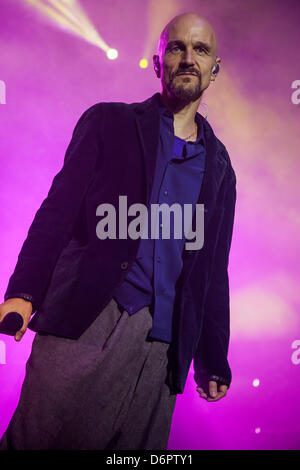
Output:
[196, 380, 228, 402]
[0, 298, 33, 341]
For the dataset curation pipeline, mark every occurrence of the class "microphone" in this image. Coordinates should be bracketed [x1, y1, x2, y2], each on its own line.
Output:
[0, 312, 24, 336]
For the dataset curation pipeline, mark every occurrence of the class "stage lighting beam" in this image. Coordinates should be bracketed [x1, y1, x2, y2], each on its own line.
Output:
[22, 0, 117, 58]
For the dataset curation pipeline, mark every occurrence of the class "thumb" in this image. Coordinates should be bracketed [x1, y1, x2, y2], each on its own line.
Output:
[209, 380, 218, 398]
[15, 323, 27, 342]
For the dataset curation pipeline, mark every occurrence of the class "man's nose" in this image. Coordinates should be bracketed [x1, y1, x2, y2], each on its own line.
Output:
[181, 48, 196, 65]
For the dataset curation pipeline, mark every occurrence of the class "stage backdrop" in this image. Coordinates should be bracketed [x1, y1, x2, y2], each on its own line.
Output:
[0, 0, 299, 450]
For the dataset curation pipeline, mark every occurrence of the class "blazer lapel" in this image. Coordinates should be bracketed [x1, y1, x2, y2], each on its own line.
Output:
[196, 115, 228, 222]
[134, 93, 161, 206]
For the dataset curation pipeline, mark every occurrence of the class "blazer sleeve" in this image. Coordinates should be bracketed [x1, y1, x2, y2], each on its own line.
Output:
[193, 165, 237, 390]
[4, 104, 104, 312]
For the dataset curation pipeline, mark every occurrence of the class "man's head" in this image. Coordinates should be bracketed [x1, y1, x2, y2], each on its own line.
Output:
[153, 13, 220, 104]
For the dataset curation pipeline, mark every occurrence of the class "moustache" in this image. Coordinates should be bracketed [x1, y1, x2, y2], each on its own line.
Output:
[172, 70, 200, 78]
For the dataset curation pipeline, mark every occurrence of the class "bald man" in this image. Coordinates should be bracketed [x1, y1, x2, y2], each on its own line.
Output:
[0, 13, 236, 450]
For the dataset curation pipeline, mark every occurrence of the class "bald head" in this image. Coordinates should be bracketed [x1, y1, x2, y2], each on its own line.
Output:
[158, 13, 218, 61]
[153, 12, 220, 105]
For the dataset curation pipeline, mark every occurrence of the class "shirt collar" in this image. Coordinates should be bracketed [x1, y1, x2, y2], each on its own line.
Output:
[155, 93, 205, 146]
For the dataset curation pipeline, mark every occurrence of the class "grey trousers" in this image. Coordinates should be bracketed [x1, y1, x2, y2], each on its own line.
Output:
[0, 298, 177, 450]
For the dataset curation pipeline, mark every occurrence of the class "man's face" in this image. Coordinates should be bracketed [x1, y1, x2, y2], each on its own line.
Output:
[155, 17, 218, 103]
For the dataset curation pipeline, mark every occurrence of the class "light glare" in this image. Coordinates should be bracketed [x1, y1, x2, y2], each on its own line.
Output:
[107, 48, 118, 60]
[23, 0, 116, 56]
[252, 378, 260, 387]
[139, 58, 148, 69]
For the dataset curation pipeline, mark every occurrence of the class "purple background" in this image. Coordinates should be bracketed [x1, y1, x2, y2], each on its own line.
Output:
[1, 0, 300, 450]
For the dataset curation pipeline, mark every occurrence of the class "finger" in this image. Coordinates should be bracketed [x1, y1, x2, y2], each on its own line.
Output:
[206, 391, 227, 402]
[210, 385, 227, 399]
[209, 380, 218, 398]
[14, 323, 27, 342]
[219, 385, 228, 394]
[15, 331, 24, 342]
[196, 387, 207, 398]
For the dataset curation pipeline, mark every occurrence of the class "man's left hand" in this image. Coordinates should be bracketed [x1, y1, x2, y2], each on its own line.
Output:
[196, 380, 228, 401]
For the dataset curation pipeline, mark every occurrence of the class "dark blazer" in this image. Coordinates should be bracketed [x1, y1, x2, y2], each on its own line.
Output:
[4, 92, 237, 394]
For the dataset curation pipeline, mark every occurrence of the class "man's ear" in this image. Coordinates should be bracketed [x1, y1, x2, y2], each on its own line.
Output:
[210, 57, 221, 81]
[153, 55, 161, 78]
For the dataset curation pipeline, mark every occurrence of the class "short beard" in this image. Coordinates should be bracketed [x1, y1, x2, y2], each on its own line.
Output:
[166, 74, 203, 104]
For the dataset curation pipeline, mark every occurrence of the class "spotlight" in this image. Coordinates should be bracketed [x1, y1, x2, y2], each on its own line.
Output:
[23, 0, 117, 58]
[252, 378, 260, 387]
[139, 58, 148, 69]
[106, 48, 118, 60]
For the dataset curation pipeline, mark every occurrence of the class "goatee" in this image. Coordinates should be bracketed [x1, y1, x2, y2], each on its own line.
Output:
[167, 74, 203, 103]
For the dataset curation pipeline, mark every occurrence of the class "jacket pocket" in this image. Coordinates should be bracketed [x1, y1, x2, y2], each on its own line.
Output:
[38, 238, 87, 311]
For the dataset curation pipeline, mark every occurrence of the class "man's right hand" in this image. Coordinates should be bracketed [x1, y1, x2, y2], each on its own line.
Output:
[0, 298, 33, 341]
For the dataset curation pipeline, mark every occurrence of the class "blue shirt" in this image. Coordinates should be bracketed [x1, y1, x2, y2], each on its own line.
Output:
[114, 96, 206, 342]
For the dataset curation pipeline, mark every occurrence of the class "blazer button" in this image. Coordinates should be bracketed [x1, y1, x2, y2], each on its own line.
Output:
[121, 261, 129, 270]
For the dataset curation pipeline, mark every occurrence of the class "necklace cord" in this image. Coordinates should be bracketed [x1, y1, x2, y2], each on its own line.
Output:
[183, 122, 197, 141]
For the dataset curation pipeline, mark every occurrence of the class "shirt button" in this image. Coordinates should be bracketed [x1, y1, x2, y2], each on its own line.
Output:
[164, 190, 168, 196]
[121, 261, 128, 270]
[157, 257, 161, 263]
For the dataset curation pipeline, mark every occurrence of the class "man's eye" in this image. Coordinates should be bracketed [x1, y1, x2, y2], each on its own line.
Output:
[195, 47, 206, 53]
[170, 46, 181, 53]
